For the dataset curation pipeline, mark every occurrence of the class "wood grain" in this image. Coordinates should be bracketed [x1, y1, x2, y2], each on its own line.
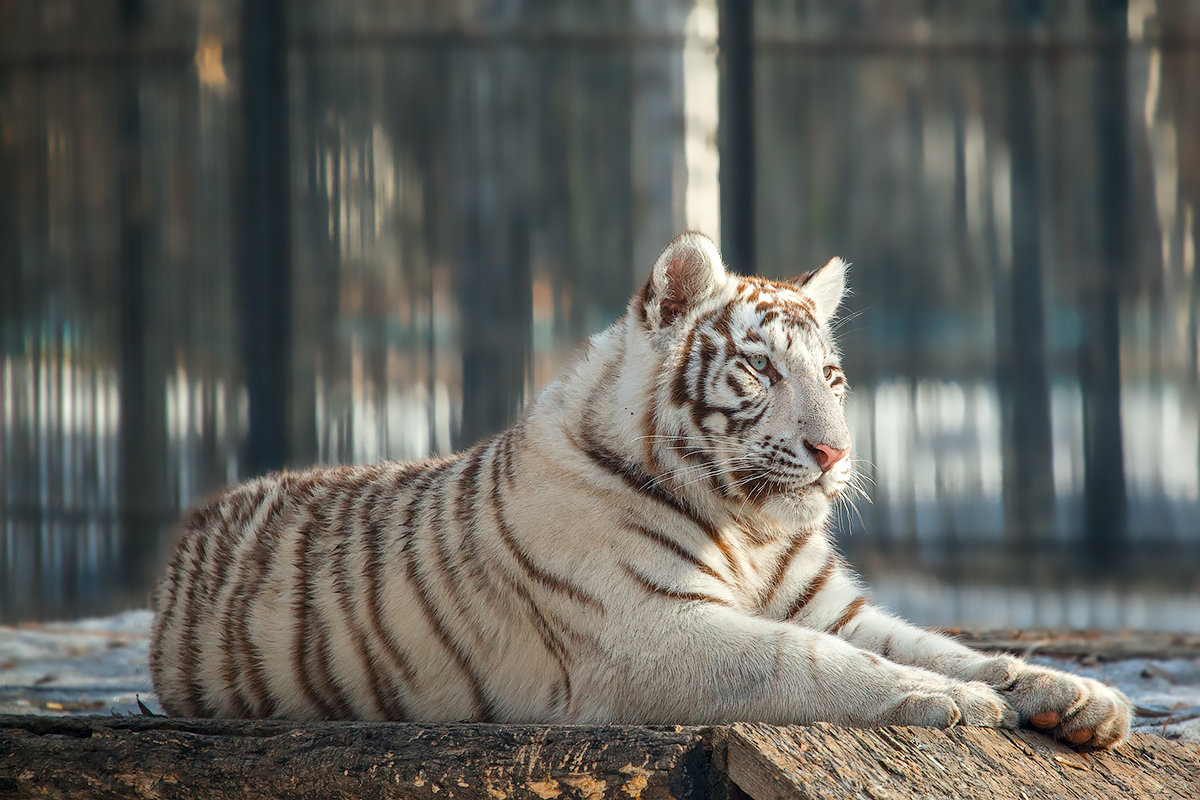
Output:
[3, 715, 1198, 800]
[944, 629, 1200, 661]
[719, 722, 1200, 800]
[0, 716, 716, 800]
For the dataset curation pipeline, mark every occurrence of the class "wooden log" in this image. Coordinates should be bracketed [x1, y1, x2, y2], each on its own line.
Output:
[0, 716, 718, 800]
[716, 722, 1200, 800]
[4, 715, 1200, 800]
[944, 628, 1200, 661]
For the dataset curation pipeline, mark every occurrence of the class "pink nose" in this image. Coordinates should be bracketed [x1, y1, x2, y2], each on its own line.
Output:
[804, 441, 850, 472]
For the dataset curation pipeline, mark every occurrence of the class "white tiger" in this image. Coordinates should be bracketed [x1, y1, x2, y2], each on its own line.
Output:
[150, 232, 1131, 748]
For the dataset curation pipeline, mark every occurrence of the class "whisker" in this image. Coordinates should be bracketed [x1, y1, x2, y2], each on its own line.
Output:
[635, 433, 754, 444]
[830, 306, 870, 333]
[642, 455, 760, 491]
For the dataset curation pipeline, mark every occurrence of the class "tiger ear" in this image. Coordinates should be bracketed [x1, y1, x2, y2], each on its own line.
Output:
[795, 257, 846, 326]
[640, 232, 727, 329]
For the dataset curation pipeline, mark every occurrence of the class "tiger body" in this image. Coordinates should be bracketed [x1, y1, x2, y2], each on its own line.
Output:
[151, 233, 1131, 746]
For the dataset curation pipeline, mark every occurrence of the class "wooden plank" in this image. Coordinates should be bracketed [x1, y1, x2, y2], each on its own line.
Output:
[3, 715, 1199, 800]
[718, 722, 1200, 800]
[945, 629, 1200, 660]
[0, 716, 717, 800]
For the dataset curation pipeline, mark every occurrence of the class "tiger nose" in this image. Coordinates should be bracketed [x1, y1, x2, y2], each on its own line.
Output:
[804, 441, 850, 472]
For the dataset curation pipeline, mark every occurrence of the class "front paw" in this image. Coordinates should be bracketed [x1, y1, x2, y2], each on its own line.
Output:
[998, 663, 1132, 749]
[884, 681, 1016, 729]
[947, 681, 1019, 728]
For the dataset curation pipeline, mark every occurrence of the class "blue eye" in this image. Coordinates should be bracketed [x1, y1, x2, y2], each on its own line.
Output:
[748, 355, 770, 373]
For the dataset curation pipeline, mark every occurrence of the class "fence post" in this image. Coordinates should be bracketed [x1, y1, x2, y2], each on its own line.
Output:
[239, 0, 292, 475]
[1083, 0, 1130, 569]
[718, 0, 755, 271]
[999, 5, 1055, 555]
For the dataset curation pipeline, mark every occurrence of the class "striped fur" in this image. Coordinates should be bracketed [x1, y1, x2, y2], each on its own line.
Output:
[151, 233, 1131, 748]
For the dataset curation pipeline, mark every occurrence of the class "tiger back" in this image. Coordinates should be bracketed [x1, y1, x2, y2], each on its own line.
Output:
[151, 232, 1132, 748]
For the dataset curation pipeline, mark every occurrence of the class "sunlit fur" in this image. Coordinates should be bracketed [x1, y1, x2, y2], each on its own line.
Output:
[150, 232, 1131, 748]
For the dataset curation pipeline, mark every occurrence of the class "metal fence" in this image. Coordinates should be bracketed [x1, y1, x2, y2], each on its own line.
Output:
[2, 1, 1198, 626]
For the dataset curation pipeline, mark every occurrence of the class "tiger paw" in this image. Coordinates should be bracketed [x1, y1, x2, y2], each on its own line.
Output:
[885, 681, 1015, 729]
[999, 663, 1132, 749]
[946, 680, 1019, 728]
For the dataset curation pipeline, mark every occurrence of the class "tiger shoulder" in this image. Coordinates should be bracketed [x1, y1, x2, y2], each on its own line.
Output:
[151, 232, 1131, 749]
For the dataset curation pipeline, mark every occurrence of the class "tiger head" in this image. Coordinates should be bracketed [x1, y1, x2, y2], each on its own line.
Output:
[633, 232, 853, 529]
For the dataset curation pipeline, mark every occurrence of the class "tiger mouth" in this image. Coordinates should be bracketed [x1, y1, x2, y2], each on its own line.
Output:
[731, 468, 828, 502]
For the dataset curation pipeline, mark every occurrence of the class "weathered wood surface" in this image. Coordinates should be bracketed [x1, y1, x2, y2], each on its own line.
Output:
[4, 715, 1200, 800]
[946, 628, 1200, 661]
[716, 722, 1200, 800]
[0, 716, 717, 800]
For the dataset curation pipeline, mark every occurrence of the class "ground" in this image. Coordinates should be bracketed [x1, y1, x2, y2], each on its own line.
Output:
[1, 610, 1197, 742]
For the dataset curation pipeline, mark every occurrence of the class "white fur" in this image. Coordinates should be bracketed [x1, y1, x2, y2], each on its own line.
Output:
[151, 233, 1131, 748]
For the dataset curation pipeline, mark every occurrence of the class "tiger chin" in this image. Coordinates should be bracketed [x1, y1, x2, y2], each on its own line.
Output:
[150, 232, 1132, 749]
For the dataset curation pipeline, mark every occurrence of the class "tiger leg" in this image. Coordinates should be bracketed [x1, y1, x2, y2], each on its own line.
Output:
[600, 603, 1013, 729]
[820, 599, 1132, 749]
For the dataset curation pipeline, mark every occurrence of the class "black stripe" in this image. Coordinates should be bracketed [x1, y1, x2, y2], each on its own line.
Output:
[428, 457, 491, 648]
[623, 521, 724, 582]
[212, 487, 268, 717]
[759, 533, 809, 612]
[151, 502, 217, 677]
[571, 428, 741, 579]
[490, 451, 605, 612]
[492, 564, 575, 716]
[304, 498, 358, 718]
[671, 325, 699, 407]
[292, 511, 340, 719]
[403, 459, 495, 722]
[455, 446, 485, 527]
[226, 482, 295, 717]
[176, 527, 216, 716]
[361, 467, 429, 694]
[186, 499, 257, 712]
[331, 478, 404, 719]
[727, 401, 768, 434]
[641, 387, 661, 476]
[829, 596, 868, 635]
[785, 556, 835, 620]
[694, 334, 720, 409]
[710, 302, 735, 341]
[455, 446, 509, 610]
[622, 563, 730, 607]
[689, 334, 730, 433]
[501, 426, 520, 491]
[155, 523, 206, 714]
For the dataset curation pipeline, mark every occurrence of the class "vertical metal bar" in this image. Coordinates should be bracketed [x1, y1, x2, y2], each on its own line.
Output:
[718, 0, 755, 271]
[1083, 0, 1130, 569]
[115, 0, 169, 612]
[117, 0, 155, 516]
[240, 0, 292, 475]
[999, 42, 1054, 555]
[453, 47, 532, 450]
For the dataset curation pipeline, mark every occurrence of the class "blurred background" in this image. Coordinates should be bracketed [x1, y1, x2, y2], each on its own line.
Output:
[1, 0, 1197, 630]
